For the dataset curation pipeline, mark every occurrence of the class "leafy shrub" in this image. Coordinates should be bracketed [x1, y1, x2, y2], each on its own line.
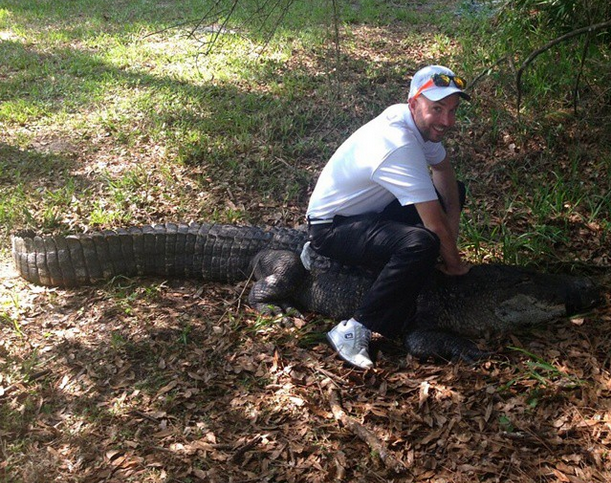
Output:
[504, 0, 611, 36]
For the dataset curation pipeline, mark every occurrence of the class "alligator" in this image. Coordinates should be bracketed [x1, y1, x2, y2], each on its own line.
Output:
[11, 222, 603, 362]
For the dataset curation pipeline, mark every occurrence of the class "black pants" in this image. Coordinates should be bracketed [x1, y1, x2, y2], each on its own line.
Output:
[308, 182, 466, 338]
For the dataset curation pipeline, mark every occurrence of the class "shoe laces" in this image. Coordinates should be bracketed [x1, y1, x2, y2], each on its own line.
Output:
[351, 322, 371, 352]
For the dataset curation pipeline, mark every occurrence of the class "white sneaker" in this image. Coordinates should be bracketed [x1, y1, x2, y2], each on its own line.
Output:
[327, 318, 373, 369]
[300, 241, 314, 270]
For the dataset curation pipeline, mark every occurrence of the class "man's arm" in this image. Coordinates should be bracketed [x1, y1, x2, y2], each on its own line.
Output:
[430, 156, 461, 241]
[415, 199, 470, 276]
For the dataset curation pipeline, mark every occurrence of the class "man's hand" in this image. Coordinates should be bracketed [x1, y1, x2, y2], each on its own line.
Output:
[436, 261, 472, 276]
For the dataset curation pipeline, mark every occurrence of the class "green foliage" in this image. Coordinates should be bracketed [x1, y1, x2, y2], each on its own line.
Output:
[454, 0, 611, 267]
[460, 0, 611, 115]
[506, 0, 611, 33]
[508, 346, 584, 388]
[1, 311, 24, 338]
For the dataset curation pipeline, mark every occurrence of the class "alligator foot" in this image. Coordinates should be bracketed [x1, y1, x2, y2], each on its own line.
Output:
[249, 301, 303, 319]
[404, 328, 491, 364]
[248, 249, 307, 318]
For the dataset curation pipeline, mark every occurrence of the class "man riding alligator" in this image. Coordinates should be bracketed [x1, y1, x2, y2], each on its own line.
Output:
[306, 65, 477, 369]
[11, 66, 603, 369]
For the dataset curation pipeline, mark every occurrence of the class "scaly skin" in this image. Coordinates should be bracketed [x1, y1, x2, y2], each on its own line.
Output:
[12, 223, 603, 362]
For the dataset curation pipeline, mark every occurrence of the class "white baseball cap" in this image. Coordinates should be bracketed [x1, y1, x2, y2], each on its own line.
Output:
[408, 65, 470, 101]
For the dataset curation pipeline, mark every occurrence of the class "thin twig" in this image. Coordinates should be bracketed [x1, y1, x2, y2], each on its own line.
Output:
[215, 264, 256, 324]
[0, 369, 52, 399]
[573, 32, 592, 115]
[469, 56, 509, 89]
[230, 434, 263, 463]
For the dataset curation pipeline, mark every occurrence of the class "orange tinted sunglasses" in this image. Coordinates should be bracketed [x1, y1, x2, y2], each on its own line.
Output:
[413, 74, 467, 99]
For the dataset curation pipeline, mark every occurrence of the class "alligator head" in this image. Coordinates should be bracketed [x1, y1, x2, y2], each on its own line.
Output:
[427, 264, 603, 337]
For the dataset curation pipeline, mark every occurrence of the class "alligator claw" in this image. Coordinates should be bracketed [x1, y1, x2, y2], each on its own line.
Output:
[251, 302, 303, 319]
[251, 302, 284, 316]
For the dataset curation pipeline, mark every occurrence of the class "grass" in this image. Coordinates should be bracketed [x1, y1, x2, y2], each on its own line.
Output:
[501, 347, 586, 400]
[0, 311, 24, 338]
[3, 0, 368, 238]
[0, 0, 608, 259]
[453, 0, 611, 267]
[0, 1, 608, 257]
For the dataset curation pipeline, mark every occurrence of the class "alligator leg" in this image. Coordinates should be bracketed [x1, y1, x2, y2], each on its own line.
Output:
[248, 250, 307, 316]
[404, 329, 491, 363]
[401, 306, 491, 363]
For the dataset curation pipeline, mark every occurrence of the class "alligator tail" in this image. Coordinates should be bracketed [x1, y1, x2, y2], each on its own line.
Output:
[11, 223, 306, 287]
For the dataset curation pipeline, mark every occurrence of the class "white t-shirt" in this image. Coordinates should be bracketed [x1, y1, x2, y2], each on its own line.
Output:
[307, 104, 446, 219]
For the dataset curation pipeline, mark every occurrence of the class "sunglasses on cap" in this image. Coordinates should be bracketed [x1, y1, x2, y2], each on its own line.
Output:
[412, 73, 467, 100]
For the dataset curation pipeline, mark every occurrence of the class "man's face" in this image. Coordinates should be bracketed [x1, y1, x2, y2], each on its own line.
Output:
[409, 93, 460, 143]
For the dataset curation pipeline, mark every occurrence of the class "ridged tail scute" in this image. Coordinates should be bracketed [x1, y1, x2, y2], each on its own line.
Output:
[195, 223, 272, 282]
[11, 223, 307, 287]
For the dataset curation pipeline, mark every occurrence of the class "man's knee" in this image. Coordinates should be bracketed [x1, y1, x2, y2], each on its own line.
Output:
[396, 226, 440, 260]
[416, 227, 441, 256]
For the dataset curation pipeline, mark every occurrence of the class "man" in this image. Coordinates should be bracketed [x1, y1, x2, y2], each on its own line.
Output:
[306, 65, 471, 370]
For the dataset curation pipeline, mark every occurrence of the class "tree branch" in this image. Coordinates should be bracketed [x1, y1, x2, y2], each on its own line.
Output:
[328, 388, 408, 474]
[516, 18, 611, 114]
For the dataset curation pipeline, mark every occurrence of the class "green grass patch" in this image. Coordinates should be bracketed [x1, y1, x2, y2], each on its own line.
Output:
[0, 0, 445, 240]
